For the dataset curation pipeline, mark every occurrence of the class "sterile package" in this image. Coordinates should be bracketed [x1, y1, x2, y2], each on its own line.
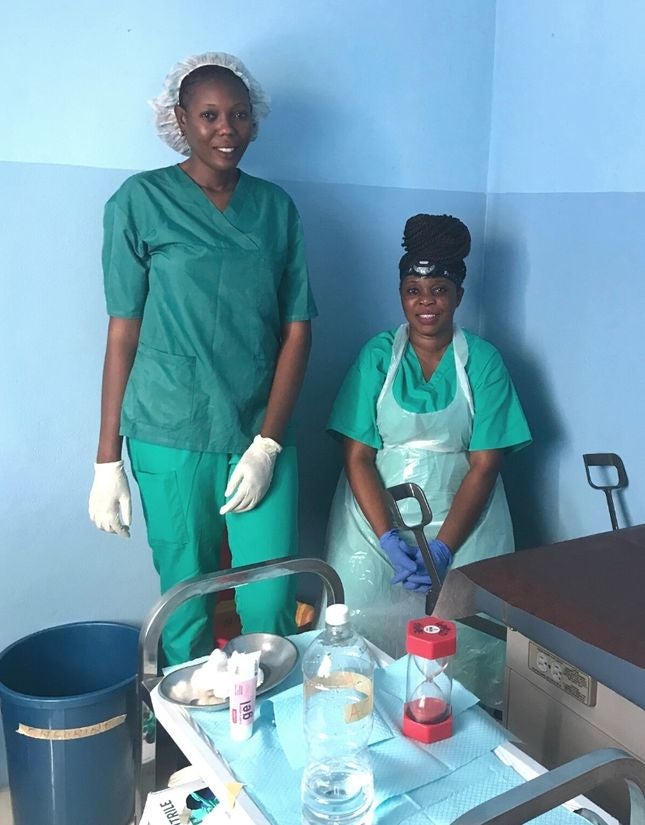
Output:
[141, 778, 233, 824]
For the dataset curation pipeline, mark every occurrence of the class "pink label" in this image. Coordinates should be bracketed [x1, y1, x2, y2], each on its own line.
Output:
[230, 677, 256, 736]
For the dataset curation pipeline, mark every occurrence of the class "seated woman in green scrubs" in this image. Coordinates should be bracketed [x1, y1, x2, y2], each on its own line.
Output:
[88, 53, 317, 666]
[325, 213, 531, 709]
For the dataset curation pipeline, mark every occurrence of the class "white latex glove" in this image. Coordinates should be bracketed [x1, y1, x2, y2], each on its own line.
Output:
[219, 435, 282, 515]
[88, 460, 132, 538]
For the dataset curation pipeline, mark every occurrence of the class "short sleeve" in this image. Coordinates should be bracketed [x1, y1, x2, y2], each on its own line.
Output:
[102, 197, 149, 318]
[277, 202, 317, 323]
[326, 334, 393, 450]
[469, 348, 532, 453]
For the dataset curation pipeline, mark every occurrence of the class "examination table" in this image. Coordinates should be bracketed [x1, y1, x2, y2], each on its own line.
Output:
[435, 524, 645, 822]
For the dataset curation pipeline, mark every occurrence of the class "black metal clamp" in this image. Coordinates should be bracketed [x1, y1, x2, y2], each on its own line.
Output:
[582, 453, 628, 531]
[387, 483, 506, 640]
[386, 482, 442, 614]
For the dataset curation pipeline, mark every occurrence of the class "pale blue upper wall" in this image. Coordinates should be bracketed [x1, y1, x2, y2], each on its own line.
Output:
[482, 0, 645, 545]
[0, 0, 495, 192]
[487, 0, 645, 193]
[482, 192, 645, 544]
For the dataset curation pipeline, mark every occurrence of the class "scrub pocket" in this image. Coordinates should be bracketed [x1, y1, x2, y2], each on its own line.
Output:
[133, 469, 188, 545]
[122, 343, 196, 431]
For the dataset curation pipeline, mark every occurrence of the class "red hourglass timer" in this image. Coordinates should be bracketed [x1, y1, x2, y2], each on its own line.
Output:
[402, 617, 457, 744]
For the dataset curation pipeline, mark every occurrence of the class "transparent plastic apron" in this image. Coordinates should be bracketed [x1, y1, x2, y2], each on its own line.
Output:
[325, 324, 512, 707]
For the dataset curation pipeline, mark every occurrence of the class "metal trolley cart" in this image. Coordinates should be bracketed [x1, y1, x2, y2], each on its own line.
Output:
[134, 544, 645, 824]
[135, 556, 344, 823]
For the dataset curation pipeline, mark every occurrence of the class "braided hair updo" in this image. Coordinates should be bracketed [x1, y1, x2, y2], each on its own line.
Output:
[399, 214, 471, 287]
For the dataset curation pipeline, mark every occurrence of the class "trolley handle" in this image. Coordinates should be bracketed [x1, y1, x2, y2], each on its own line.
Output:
[139, 556, 343, 686]
[452, 747, 645, 825]
[135, 556, 344, 823]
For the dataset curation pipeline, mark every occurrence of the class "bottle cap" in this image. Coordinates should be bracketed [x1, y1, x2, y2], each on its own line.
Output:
[325, 603, 350, 626]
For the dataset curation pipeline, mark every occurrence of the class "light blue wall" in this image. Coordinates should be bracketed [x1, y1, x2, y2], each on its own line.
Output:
[483, 0, 645, 545]
[1, 1, 495, 779]
[487, 0, 645, 194]
[6, 0, 644, 790]
[0, 0, 494, 192]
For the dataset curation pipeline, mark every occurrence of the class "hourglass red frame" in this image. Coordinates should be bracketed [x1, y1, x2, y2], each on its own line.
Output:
[402, 617, 457, 744]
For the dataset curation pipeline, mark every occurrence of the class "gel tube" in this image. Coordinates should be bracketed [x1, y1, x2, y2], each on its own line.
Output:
[229, 650, 261, 741]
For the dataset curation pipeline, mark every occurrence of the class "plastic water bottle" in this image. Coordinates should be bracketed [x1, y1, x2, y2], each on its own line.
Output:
[301, 603, 375, 825]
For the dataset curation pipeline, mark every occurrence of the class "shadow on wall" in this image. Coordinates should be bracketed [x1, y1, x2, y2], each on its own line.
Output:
[293, 216, 370, 542]
[291, 197, 386, 601]
[290, 180, 414, 557]
[481, 235, 567, 550]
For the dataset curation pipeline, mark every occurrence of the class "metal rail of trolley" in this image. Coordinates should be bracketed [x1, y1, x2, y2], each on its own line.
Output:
[134, 556, 345, 824]
[453, 747, 645, 825]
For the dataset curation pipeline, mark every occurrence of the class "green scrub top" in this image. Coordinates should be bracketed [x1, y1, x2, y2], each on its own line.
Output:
[103, 166, 317, 453]
[328, 328, 532, 452]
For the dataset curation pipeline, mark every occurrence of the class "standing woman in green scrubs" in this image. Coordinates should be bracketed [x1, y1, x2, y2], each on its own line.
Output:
[325, 214, 531, 709]
[88, 53, 317, 666]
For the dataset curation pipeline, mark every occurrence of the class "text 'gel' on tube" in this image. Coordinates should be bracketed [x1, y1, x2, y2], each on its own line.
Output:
[229, 650, 261, 741]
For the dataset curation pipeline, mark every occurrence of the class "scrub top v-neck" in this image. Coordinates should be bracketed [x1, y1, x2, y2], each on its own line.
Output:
[102, 165, 317, 454]
[174, 164, 256, 232]
[175, 163, 245, 220]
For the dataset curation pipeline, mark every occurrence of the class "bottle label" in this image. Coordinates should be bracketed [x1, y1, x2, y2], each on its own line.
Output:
[304, 672, 373, 723]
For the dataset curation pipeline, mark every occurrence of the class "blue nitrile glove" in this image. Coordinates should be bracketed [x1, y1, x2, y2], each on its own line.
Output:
[403, 538, 454, 593]
[379, 529, 418, 586]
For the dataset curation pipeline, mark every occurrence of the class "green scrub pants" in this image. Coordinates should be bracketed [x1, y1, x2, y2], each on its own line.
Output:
[127, 438, 298, 666]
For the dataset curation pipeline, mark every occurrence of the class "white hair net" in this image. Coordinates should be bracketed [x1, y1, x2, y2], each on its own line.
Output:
[149, 52, 271, 156]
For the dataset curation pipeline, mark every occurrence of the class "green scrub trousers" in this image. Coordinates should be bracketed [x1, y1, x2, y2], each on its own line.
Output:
[128, 438, 298, 666]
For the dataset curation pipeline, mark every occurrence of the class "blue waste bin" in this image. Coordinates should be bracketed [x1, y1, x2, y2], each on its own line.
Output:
[0, 621, 139, 825]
